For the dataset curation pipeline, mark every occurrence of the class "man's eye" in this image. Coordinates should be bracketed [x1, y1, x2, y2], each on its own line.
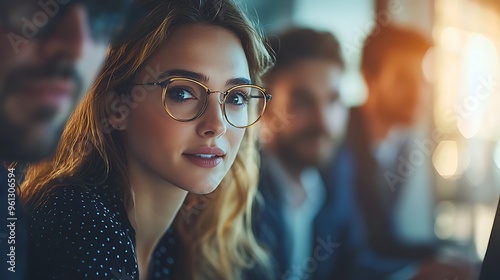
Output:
[293, 98, 313, 110]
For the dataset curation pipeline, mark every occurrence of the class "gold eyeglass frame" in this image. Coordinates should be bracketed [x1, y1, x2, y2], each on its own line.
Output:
[135, 77, 272, 128]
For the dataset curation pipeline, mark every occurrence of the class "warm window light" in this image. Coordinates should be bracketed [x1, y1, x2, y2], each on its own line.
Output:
[432, 0, 500, 262]
[439, 27, 466, 53]
[462, 142, 490, 187]
[457, 34, 499, 139]
[432, 140, 459, 179]
[474, 204, 496, 260]
[422, 47, 436, 83]
[494, 143, 500, 171]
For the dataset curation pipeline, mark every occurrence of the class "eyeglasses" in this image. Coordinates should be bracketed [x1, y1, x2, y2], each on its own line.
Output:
[135, 77, 272, 128]
[0, 0, 130, 43]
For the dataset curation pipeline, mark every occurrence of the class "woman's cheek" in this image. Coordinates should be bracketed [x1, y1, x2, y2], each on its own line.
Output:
[225, 128, 246, 166]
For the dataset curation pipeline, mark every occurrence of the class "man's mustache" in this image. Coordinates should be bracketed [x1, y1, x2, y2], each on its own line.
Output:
[1, 61, 79, 95]
[294, 128, 333, 142]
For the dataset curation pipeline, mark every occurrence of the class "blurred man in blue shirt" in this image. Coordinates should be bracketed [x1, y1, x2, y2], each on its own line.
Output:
[253, 28, 415, 280]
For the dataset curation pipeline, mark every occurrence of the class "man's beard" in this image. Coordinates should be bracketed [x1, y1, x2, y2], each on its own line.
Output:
[0, 61, 81, 162]
[274, 128, 335, 170]
[0, 112, 65, 161]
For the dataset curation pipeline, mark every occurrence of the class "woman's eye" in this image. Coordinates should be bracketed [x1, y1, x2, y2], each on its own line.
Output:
[167, 87, 197, 102]
[227, 91, 249, 106]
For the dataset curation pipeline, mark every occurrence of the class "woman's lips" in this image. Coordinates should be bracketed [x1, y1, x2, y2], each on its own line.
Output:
[183, 154, 223, 168]
[183, 146, 226, 168]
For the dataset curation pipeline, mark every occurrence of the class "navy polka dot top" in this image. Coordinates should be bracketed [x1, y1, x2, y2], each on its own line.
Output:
[25, 183, 178, 280]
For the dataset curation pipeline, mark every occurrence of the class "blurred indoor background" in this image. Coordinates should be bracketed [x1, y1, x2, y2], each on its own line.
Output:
[240, 0, 500, 264]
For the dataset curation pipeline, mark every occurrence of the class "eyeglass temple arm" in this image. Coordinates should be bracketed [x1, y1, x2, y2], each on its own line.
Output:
[133, 81, 161, 86]
[251, 93, 272, 101]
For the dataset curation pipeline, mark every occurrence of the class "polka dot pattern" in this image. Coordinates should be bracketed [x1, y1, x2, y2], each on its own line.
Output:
[25, 184, 177, 280]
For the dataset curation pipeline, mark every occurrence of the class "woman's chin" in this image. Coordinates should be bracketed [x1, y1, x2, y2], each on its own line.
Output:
[181, 184, 219, 195]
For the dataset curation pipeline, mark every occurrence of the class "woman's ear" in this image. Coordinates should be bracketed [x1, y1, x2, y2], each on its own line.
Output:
[105, 90, 129, 131]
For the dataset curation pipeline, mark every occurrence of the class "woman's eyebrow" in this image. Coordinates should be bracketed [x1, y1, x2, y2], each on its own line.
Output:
[158, 69, 252, 86]
[158, 69, 209, 83]
[226, 77, 252, 86]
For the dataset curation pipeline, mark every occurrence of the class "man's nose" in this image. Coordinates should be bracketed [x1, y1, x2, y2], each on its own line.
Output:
[39, 5, 89, 63]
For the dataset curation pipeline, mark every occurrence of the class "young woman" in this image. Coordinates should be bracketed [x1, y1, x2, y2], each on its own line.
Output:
[20, 0, 273, 279]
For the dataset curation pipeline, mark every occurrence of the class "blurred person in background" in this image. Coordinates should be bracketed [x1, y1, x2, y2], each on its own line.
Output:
[334, 24, 475, 279]
[0, 1, 129, 279]
[253, 27, 418, 280]
[348, 24, 434, 261]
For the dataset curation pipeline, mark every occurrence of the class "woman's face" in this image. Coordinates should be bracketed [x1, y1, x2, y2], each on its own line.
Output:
[121, 24, 249, 194]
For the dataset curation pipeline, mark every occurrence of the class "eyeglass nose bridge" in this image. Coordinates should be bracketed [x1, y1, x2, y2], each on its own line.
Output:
[206, 90, 227, 105]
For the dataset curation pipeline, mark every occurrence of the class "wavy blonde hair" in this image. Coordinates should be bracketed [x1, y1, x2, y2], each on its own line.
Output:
[20, 0, 273, 279]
